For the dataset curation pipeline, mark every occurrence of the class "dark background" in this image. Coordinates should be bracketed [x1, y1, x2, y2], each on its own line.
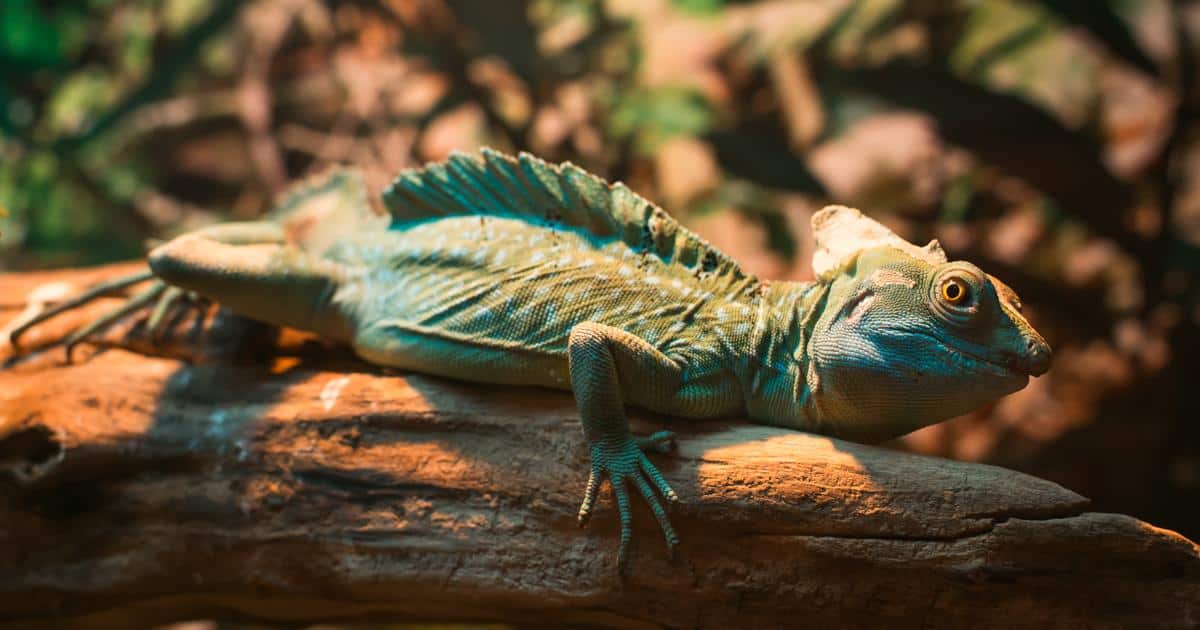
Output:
[1, 0, 1198, 541]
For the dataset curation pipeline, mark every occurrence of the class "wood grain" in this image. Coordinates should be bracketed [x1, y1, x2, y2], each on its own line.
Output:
[0, 263, 1196, 628]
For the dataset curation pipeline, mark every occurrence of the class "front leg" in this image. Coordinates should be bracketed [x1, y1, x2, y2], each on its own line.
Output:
[568, 321, 683, 573]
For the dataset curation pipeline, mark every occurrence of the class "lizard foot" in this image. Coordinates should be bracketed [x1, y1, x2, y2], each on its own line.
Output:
[7, 269, 203, 362]
[577, 435, 679, 574]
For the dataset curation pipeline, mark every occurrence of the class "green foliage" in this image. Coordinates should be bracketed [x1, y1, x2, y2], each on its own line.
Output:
[0, 0, 239, 267]
[671, 0, 725, 17]
[0, 0, 72, 69]
[609, 87, 717, 154]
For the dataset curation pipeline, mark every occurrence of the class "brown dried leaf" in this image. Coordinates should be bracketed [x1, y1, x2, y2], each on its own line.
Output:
[418, 103, 487, 161]
[807, 112, 945, 208]
[1100, 63, 1176, 178]
[654, 136, 719, 209]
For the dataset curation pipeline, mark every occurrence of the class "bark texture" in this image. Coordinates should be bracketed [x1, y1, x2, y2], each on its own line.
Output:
[1, 263, 1198, 628]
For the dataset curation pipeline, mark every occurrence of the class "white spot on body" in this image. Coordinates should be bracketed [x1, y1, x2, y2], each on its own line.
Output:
[715, 327, 732, 348]
[844, 294, 877, 326]
[870, 268, 916, 289]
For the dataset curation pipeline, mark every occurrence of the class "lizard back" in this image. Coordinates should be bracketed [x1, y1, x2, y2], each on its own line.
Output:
[330, 215, 758, 397]
[380, 149, 762, 301]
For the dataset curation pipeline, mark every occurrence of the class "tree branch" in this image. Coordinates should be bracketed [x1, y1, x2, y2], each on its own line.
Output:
[0, 263, 1197, 628]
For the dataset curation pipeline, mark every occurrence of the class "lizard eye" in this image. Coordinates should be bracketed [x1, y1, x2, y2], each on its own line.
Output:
[929, 267, 983, 327]
[940, 277, 970, 305]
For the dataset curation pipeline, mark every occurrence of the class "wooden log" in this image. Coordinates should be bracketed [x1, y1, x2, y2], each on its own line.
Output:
[1, 263, 1197, 628]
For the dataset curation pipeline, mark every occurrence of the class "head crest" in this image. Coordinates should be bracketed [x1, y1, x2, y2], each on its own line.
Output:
[811, 205, 946, 277]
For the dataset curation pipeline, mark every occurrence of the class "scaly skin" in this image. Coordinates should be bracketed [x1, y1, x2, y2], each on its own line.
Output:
[6, 149, 1052, 573]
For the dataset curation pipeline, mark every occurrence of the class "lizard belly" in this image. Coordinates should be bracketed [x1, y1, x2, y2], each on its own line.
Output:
[331, 216, 746, 414]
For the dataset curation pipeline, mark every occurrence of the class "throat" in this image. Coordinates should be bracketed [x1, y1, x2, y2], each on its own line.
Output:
[740, 280, 826, 428]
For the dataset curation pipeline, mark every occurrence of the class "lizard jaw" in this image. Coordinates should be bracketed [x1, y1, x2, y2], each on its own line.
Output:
[916, 331, 1043, 381]
[953, 342, 1047, 379]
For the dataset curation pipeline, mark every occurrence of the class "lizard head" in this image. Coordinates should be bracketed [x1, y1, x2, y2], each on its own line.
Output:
[802, 206, 1051, 442]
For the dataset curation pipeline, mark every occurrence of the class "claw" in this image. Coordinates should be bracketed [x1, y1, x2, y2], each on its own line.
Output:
[639, 451, 678, 503]
[6, 267, 201, 364]
[62, 282, 165, 362]
[631, 469, 678, 556]
[146, 286, 185, 339]
[611, 474, 633, 574]
[581, 435, 681, 575]
[8, 270, 154, 351]
[578, 466, 601, 528]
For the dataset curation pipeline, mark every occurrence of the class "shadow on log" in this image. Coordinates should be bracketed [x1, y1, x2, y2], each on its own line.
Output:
[1, 263, 1198, 628]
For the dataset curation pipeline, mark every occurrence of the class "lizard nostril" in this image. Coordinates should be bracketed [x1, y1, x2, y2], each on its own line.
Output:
[1022, 338, 1052, 376]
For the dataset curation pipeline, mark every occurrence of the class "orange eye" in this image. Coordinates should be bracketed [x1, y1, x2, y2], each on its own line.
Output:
[940, 277, 970, 305]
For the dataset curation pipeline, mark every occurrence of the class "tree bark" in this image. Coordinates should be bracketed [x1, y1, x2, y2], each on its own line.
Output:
[1, 263, 1197, 628]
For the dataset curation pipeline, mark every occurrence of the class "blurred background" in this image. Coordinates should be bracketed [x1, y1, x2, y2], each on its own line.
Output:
[0, 0, 1197, 540]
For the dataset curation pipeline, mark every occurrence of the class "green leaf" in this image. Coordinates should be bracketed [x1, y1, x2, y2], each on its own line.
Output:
[950, 1, 1101, 128]
[163, 0, 212, 34]
[43, 69, 119, 136]
[671, 0, 724, 17]
[0, 0, 64, 69]
[609, 87, 716, 154]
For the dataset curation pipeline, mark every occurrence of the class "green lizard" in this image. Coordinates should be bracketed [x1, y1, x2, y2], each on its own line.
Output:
[8, 148, 1051, 571]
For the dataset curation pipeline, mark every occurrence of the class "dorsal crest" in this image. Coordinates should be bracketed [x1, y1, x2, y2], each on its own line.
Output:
[811, 205, 946, 278]
[381, 148, 758, 294]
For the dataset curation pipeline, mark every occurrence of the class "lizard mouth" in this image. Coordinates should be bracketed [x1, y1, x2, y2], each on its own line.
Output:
[968, 337, 1051, 377]
[939, 315, 1052, 377]
[921, 332, 1041, 379]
